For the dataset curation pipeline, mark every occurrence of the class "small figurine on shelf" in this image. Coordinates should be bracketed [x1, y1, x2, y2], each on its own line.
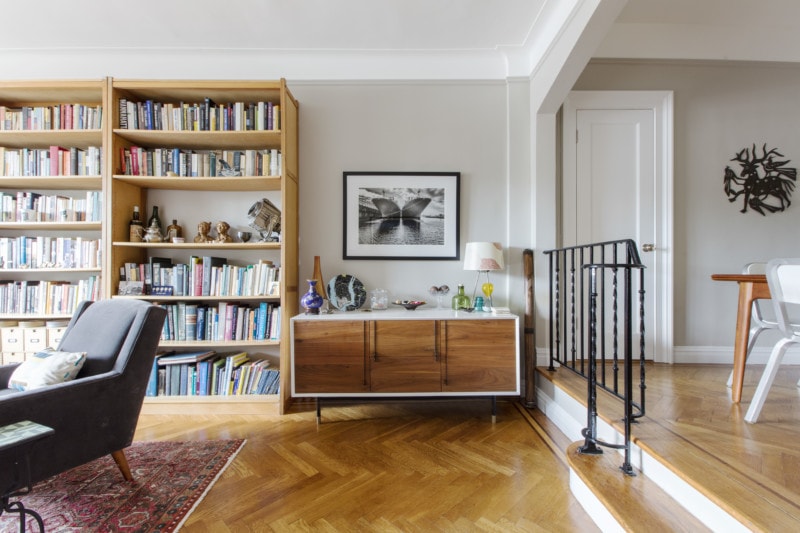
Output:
[215, 221, 234, 243]
[219, 159, 242, 177]
[194, 221, 212, 243]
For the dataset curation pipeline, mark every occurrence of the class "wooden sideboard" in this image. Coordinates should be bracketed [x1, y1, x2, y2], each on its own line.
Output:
[290, 309, 520, 421]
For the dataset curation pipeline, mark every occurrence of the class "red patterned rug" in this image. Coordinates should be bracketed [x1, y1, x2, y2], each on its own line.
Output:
[0, 439, 244, 533]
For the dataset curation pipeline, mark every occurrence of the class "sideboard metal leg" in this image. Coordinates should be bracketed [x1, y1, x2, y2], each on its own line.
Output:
[316, 398, 322, 425]
[491, 396, 497, 424]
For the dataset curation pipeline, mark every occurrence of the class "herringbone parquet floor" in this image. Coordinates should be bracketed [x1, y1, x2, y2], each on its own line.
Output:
[135, 400, 597, 532]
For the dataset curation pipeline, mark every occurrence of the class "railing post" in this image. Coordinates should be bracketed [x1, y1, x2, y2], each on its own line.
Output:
[620, 265, 636, 475]
[548, 251, 556, 371]
[579, 266, 602, 455]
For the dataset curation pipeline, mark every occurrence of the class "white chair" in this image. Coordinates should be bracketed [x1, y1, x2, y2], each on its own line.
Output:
[744, 258, 800, 423]
[726, 262, 777, 388]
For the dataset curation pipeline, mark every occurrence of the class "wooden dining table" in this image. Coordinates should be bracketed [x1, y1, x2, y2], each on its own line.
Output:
[710, 273, 770, 403]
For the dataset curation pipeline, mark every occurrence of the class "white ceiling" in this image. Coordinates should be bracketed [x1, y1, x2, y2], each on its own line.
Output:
[2, 1, 799, 80]
[0, 0, 546, 51]
[2, 0, 796, 51]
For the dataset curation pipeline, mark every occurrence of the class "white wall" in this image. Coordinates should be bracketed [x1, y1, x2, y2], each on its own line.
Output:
[289, 81, 512, 306]
[572, 60, 800, 354]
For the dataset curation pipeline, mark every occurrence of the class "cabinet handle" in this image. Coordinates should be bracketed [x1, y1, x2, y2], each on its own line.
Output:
[364, 322, 369, 386]
[433, 321, 439, 362]
[442, 321, 448, 385]
[371, 322, 377, 362]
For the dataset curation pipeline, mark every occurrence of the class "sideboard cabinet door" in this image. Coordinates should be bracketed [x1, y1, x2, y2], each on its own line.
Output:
[294, 320, 368, 393]
[442, 319, 517, 392]
[370, 320, 441, 393]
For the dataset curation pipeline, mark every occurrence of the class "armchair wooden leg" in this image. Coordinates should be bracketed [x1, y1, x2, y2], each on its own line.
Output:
[111, 449, 133, 481]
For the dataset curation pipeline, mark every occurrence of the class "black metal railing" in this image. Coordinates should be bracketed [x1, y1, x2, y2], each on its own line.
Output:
[543, 239, 646, 476]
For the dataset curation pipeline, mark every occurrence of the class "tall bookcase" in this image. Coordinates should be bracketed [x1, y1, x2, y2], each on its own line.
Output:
[0, 80, 105, 331]
[106, 79, 298, 414]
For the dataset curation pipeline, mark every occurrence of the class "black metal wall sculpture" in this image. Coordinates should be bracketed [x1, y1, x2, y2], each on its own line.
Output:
[724, 144, 797, 215]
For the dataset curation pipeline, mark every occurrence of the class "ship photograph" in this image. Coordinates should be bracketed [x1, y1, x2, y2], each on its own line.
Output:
[357, 187, 445, 246]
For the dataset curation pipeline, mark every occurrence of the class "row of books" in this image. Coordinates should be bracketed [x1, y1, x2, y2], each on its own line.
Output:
[1, 191, 102, 223]
[147, 350, 280, 397]
[118, 147, 282, 177]
[0, 104, 103, 131]
[119, 257, 279, 297]
[119, 98, 280, 132]
[0, 277, 101, 315]
[0, 146, 103, 177]
[157, 301, 281, 342]
[0, 237, 101, 270]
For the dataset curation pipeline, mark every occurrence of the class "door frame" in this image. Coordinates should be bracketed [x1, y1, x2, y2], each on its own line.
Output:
[562, 90, 674, 363]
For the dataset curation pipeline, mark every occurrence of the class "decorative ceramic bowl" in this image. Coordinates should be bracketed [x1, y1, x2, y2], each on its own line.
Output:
[393, 300, 426, 310]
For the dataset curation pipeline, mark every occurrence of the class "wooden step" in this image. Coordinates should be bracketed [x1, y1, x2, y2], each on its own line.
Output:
[536, 364, 800, 531]
[566, 441, 710, 532]
[517, 395, 710, 531]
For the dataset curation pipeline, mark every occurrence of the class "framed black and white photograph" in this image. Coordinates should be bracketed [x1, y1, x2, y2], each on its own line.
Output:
[343, 171, 460, 260]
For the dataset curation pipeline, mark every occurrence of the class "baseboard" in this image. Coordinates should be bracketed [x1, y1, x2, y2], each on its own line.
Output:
[673, 345, 800, 365]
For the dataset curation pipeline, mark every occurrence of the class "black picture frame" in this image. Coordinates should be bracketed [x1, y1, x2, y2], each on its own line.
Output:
[343, 171, 461, 260]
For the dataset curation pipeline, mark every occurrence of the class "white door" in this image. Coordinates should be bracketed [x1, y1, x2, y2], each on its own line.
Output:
[562, 91, 673, 363]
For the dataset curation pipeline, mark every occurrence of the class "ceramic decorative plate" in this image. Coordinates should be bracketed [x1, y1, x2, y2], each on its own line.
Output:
[328, 274, 367, 311]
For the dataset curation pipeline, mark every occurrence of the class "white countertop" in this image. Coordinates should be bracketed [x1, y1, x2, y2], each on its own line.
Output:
[291, 308, 517, 321]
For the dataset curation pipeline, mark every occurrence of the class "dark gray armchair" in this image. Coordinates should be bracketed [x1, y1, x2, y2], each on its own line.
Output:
[0, 299, 167, 490]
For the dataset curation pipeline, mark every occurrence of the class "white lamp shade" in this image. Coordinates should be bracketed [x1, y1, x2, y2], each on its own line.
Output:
[463, 242, 504, 271]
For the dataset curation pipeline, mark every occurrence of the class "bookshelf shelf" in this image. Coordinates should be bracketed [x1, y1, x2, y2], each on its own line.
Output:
[111, 241, 282, 250]
[0, 267, 101, 274]
[113, 130, 281, 150]
[0, 221, 102, 231]
[0, 176, 102, 190]
[141, 393, 280, 415]
[114, 295, 280, 303]
[0, 313, 72, 321]
[144, 394, 278, 404]
[158, 339, 281, 348]
[112, 175, 281, 192]
[109, 78, 299, 414]
[0, 130, 102, 149]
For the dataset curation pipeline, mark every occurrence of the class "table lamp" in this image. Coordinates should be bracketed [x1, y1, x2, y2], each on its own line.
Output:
[463, 242, 505, 307]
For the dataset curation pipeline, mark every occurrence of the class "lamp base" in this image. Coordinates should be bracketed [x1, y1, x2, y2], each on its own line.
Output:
[471, 271, 494, 310]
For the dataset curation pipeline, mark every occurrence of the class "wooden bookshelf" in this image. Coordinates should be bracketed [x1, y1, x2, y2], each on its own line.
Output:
[0, 80, 106, 321]
[0, 78, 299, 414]
[107, 79, 299, 414]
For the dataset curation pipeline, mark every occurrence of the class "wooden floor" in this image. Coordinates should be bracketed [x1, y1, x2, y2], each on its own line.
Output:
[133, 363, 800, 531]
[134, 399, 597, 532]
[536, 362, 800, 531]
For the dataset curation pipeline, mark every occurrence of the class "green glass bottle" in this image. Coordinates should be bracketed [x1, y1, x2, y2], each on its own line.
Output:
[451, 284, 471, 310]
[148, 205, 163, 234]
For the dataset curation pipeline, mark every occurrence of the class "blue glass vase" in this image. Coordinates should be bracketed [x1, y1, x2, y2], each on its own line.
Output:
[301, 279, 324, 314]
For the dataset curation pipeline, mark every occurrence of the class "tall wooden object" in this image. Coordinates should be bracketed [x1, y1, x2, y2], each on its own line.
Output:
[523, 249, 537, 407]
[107, 79, 299, 415]
[312, 255, 328, 300]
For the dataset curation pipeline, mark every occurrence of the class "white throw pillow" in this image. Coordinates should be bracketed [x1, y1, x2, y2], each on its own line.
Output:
[8, 348, 87, 391]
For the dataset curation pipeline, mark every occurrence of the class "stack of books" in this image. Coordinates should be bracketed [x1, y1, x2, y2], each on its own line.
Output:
[146, 350, 280, 397]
